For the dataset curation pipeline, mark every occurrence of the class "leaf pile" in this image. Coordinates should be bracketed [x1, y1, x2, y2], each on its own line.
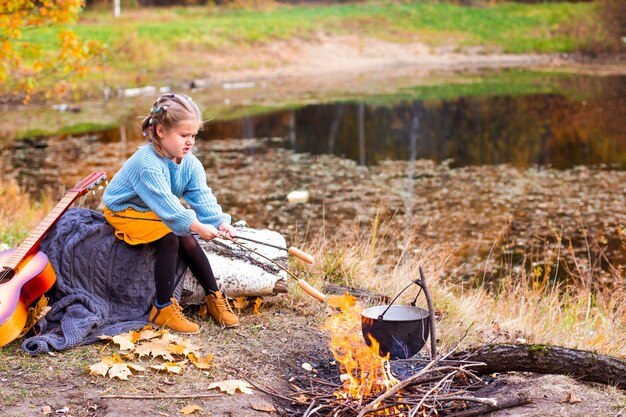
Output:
[87, 326, 213, 380]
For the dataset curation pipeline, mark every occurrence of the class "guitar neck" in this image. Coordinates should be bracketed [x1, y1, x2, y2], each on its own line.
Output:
[3, 191, 81, 272]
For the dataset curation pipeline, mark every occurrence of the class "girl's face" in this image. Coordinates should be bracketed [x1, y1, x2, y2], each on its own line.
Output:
[156, 119, 202, 162]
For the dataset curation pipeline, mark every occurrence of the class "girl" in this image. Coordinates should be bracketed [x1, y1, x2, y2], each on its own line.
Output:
[103, 93, 238, 333]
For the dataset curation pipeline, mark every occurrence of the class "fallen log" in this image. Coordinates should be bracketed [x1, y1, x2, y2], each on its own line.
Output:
[181, 224, 289, 305]
[451, 344, 626, 389]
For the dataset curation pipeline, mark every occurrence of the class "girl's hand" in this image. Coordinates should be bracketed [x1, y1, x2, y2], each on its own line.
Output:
[218, 222, 237, 239]
[190, 220, 221, 241]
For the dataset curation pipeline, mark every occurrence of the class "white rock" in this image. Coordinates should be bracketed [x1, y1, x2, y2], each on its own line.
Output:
[287, 190, 309, 204]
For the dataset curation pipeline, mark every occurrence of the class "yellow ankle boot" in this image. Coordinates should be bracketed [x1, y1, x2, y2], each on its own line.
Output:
[149, 298, 200, 334]
[205, 291, 239, 328]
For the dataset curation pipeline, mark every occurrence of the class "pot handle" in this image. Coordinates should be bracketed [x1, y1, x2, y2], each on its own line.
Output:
[376, 267, 437, 360]
[376, 280, 415, 320]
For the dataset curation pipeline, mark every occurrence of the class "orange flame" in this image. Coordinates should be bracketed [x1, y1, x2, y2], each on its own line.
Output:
[323, 294, 399, 400]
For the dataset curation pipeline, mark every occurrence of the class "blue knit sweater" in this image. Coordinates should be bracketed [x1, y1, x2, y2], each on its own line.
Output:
[103, 144, 230, 235]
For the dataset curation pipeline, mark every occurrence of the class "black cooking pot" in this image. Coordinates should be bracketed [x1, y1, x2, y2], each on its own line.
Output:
[360, 267, 436, 360]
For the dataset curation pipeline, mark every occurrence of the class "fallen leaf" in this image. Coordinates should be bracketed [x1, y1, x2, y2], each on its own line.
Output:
[253, 297, 263, 315]
[301, 362, 313, 372]
[109, 363, 133, 380]
[137, 326, 162, 341]
[134, 339, 175, 361]
[87, 361, 109, 377]
[564, 390, 582, 404]
[179, 404, 202, 415]
[41, 405, 53, 415]
[98, 334, 135, 351]
[151, 362, 183, 374]
[188, 353, 214, 370]
[250, 401, 276, 413]
[20, 297, 51, 338]
[232, 297, 249, 311]
[208, 379, 254, 395]
[127, 363, 146, 373]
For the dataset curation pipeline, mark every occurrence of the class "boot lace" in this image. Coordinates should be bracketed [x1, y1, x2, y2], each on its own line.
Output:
[214, 293, 234, 313]
[170, 299, 187, 319]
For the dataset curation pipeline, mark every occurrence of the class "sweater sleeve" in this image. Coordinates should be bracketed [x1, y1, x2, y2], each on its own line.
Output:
[134, 168, 197, 235]
[183, 159, 231, 228]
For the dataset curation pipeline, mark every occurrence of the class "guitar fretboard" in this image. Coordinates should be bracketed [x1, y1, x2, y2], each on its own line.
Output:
[3, 191, 80, 272]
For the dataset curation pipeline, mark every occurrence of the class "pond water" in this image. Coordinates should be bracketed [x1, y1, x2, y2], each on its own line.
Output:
[203, 73, 626, 169]
[1, 70, 625, 280]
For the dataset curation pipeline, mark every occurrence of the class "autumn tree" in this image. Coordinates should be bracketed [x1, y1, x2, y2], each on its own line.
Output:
[0, 0, 102, 103]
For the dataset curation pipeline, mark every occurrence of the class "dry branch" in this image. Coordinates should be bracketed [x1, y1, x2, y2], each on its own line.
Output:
[452, 344, 626, 388]
[100, 394, 220, 400]
[444, 396, 532, 417]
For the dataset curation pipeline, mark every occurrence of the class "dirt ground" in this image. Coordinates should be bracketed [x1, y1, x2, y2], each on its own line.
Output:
[1, 36, 625, 417]
[1, 299, 625, 417]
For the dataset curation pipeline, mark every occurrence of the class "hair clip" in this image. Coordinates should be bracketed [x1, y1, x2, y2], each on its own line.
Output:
[162, 105, 168, 111]
[149, 118, 153, 125]
[156, 106, 161, 113]
[142, 131, 148, 137]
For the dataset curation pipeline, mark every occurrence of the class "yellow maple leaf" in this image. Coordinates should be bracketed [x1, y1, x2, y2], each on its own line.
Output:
[108, 363, 132, 380]
[127, 363, 146, 373]
[179, 404, 202, 415]
[232, 297, 249, 311]
[98, 333, 135, 351]
[134, 339, 175, 361]
[188, 353, 214, 370]
[19, 296, 51, 337]
[137, 326, 163, 341]
[87, 361, 109, 377]
[101, 354, 125, 366]
[151, 362, 183, 374]
[208, 380, 254, 395]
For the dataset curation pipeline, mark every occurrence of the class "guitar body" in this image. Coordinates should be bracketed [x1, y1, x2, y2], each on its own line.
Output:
[0, 249, 57, 347]
[0, 171, 105, 347]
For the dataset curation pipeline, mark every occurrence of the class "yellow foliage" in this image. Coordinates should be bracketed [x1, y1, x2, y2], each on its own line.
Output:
[0, 0, 103, 102]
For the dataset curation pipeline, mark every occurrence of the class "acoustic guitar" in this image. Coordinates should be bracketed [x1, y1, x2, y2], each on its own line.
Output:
[0, 172, 107, 347]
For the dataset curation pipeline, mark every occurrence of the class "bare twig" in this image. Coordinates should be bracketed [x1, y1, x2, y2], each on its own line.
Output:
[100, 394, 220, 400]
[444, 396, 532, 417]
[436, 395, 497, 407]
[245, 378, 304, 404]
[408, 370, 458, 417]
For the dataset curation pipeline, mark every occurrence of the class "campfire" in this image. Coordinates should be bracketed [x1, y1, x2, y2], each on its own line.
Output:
[323, 294, 399, 402]
[278, 292, 531, 417]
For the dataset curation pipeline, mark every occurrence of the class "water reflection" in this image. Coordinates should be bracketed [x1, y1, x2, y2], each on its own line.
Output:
[204, 77, 626, 169]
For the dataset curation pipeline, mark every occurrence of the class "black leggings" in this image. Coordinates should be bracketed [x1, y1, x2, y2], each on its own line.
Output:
[151, 233, 218, 305]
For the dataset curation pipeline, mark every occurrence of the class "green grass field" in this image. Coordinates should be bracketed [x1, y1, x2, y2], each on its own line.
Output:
[26, 1, 604, 51]
[22, 1, 605, 68]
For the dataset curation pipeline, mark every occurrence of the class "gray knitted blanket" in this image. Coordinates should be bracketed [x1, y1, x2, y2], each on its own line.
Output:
[22, 208, 185, 355]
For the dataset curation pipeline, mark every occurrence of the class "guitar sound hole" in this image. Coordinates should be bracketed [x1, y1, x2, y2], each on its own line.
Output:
[0, 267, 15, 285]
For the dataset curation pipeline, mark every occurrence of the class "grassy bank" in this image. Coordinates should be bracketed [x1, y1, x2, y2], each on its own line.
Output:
[296, 219, 626, 357]
[11, 1, 608, 99]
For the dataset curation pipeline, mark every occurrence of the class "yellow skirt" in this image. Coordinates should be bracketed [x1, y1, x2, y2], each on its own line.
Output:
[104, 206, 173, 245]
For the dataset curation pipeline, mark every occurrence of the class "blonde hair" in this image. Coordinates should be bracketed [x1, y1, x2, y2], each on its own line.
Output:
[141, 94, 203, 157]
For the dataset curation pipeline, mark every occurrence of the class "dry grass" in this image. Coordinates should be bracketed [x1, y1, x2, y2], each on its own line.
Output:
[2, 179, 625, 360]
[0, 180, 55, 247]
[296, 214, 626, 358]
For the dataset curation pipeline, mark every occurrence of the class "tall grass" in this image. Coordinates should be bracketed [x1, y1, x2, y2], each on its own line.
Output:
[295, 212, 626, 358]
[3, 180, 623, 357]
[0, 181, 55, 247]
